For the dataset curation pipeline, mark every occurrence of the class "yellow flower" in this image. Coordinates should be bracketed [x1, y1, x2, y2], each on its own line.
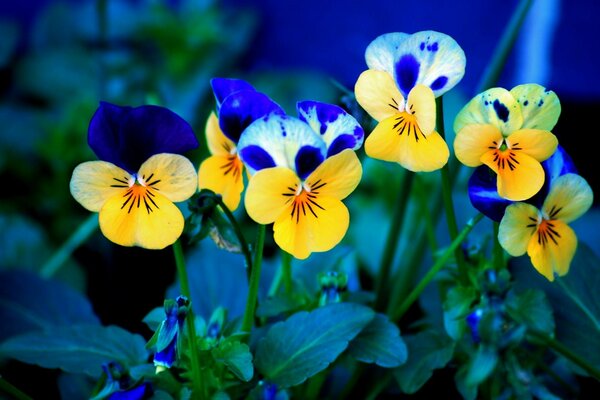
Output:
[454, 84, 560, 201]
[498, 174, 593, 281]
[355, 31, 466, 171]
[71, 153, 198, 249]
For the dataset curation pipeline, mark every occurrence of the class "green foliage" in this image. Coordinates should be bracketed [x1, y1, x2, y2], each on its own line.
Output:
[254, 302, 375, 388]
[211, 340, 254, 382]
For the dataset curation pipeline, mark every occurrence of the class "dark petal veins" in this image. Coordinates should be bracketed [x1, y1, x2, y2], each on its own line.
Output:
[88, 102, 198, 173]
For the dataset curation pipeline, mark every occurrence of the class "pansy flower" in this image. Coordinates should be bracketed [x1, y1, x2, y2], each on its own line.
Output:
[354, 31, 466, 171]
[149, 296, 189, 370]
[468, 145, 577, 222]
[198, 78, 285, 210]
[70, 102, 199, 250]
[498, 173, 593, 281]
[238, 101, 364, 259]
[454, 84, 560, 201]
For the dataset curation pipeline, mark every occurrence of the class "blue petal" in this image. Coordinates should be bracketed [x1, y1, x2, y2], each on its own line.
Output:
[88, 102, 198, 173]
[468, 166, 514, 222]
[528, 145, 578, 208]
[108, 383, 153, 400]
[210, 78, 255, 111]
[365, 32, 410, 74]
[153, 334, 177, 368]
[295, 145, 325, 180]
[219, 90, 285, 143]
[393, 30, 466, 97]
[239, 145, 276, 171]
[296, 101, 364, 156]
[238, 115, 327, 176]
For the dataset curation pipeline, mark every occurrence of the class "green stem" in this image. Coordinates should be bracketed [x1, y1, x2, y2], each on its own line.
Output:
[241, 224, 266, 335]
[436, 96, 468, 283]
[0, 377, 33, 400]
[41, 214, 99, 278]
[528, 330, 600, 381]
[173, 240, 204, 398]
[375, 171, 415, 310]
[492, 222, 505, 271]
[281, 250, 293, 294]
[414, 175, 438, 252]
[214, 197, 253, 279]
[476, 0, 534, 93]
[391, 213, 483, 321]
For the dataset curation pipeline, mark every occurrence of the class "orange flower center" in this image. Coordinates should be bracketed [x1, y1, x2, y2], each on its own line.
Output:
[221, 155, 243, 181]
[489, 139, 522, 171]
[281, 179, 328, 224]
[527, 216, 561, 248]
[111, 173, 161, 214]
[392, 111, 426, 142]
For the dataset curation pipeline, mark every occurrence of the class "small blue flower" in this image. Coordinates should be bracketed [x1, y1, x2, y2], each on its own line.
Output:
[92, 361, 153, 400]
[318, 271, 348, 306]
[466, 308, 484, 344]
[153, 296, 189, 369]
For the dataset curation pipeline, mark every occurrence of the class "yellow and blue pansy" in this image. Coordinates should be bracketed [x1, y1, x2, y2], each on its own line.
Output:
[70, 102, 199, 250]
[498, 173, 593, 281]
[355, 30, 466, 171]
[453, 84, 560, 201]
[198, 78, 285, 211]
[238, 103, 364, 260]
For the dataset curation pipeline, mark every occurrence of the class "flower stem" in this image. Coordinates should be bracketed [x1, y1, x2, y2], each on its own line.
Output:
[375, 170, 414, 310]
[173, 240, 204, 398]
[41, 214, 99, 278]
[476, 0, 534, 93]
[0, 377, 32, 400]
[528, 330, 600, 381]
[492, 222, 505, 271]
[391, 213, 483, 321]
[214, 196, 253, 280]
[436, 96, 468, 284]
[281, 250, 293, 294]
[241, 224, 266, 335]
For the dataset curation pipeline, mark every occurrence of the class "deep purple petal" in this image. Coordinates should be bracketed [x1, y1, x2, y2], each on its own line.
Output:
[219, 91, 285, 143]
[297, 100, 343, 134]
[153, 335, 177, 368]
[239, 145, 276, 171]
[327, 134, 357, 157]
[468, 166, 513, 222]
[295, 145, 324, 180]
[528, 144, 578, 208]
[210, 78, 255, 111]
[394, 54, 420, 96]
[88, 102, 198, 173]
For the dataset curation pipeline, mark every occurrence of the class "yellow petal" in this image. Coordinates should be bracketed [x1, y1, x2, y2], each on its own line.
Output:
[454, 87, 523, 135]
[99, 187, 185, 249]
[498, 202, 539, 256]
[206, 112, 236, 156]
[305, 149, 362, 200]
[139, 154, 198, 202]
[396, 129, 449, 172]
[407, 84, 436, 135]
[510, 84, 561, 130]
[198, 154, 244, 211]
[543, 174, 594, 223]
[482, 150, 545, 201]
[453, 124, 503, 167]
[527, 220, 577, 281]
[355, 70, 404, 122]
[365, 115, 404, 163]
[244, 167, 300, 225]
[273, 195, 349, 260]
[507, 129, 557, 161]
[70, 161, 131, 212]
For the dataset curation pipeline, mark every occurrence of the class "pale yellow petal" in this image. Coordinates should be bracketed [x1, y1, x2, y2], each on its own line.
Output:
[507, 129, 557, 161]
[510, 84, 561, 130]
[244, 167, 300, 225]
[355, 70, 404, 122]
[543, 174, 594, 223]
[99, 189, 184, 249]
[70, 161, 131, 212]
[198, 155, 244, 211]
[138, 154, 198, 202]
[454, 87, 523, 135]
[498, 202, 539, 256]
[527, 220, 577, 281]
[365, 115, 403, 163]
[273, 196, 349, 260]
[453, 124, 503, 167]
[305, 149, 362, 200]
[206, 112, 236, 156]
[407, 84, 436, 135]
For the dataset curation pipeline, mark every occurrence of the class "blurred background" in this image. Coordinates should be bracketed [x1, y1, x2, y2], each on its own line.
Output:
[0, 0, 599, 397]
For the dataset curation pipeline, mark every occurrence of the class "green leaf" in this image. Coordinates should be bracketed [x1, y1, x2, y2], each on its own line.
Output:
[465, 345, 498, 386]
[512, 243, 600, 370]
[254, 302, 375, 388]
[393, 329, 455, 394]
[0, 324, 149, 377]
[505, 288, 555, 334]
[347, 313, 408, 368]
[142, 307, 165, 332]
[443, 285, 477, 340]
[212, 340, 254, 382]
